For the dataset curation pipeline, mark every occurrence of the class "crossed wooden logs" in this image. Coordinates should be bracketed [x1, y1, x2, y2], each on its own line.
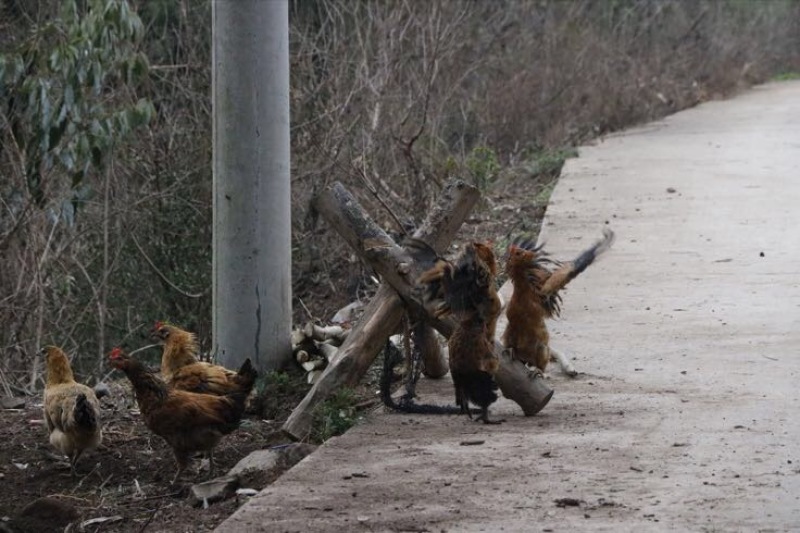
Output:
[283, 179, 553, 441]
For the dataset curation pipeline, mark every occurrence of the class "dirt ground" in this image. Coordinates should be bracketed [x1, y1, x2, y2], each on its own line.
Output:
[0, 378, 294, 532]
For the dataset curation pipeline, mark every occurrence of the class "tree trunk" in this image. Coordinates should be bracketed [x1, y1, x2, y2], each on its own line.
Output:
[212, 1, 291, 371]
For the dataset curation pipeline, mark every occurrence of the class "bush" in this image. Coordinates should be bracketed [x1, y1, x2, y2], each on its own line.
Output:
[1, 0, 799, 390]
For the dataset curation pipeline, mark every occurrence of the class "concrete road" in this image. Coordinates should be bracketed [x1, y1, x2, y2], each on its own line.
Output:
[218, 81, 800, 532]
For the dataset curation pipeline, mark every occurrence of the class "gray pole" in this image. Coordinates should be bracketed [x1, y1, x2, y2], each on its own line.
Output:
[212, 0, 291, 371]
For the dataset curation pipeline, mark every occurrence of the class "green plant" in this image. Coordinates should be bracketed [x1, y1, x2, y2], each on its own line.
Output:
[255, 370, 311, 420]
[533, 180, 557, 206]
[312, 387, 359, 442]
[525, 148, 579, 180]
[772, 72, 800, 81]
[0, 0, 153, 210]
[465, 145, 500, 191]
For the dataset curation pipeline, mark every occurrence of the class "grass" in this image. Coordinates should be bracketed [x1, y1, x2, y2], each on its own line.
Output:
[311, 387, 360, 443]
[772, 71, 800, 81]
[525, 147, 579, 179]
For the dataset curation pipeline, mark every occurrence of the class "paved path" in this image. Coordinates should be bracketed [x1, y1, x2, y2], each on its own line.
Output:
[219, 81, 800, 532]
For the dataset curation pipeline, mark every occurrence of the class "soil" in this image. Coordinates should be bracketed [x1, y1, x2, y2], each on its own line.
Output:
[0, 379, 308, 533]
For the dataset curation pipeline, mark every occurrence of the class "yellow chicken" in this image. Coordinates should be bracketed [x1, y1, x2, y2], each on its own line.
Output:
[43, 346, 102, 476]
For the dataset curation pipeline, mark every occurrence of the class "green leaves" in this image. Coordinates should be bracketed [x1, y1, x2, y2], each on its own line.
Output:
[0, 0, 153, 210]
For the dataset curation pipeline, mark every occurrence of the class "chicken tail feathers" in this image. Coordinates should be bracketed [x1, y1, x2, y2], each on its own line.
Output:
[572, 228, 615, 275]
[452, 370, 499, 410]
[222, 359, 257, 415]
[74, 393, 98, 430]
[541, 228, 615, 296]
[236, 358, 258, 389]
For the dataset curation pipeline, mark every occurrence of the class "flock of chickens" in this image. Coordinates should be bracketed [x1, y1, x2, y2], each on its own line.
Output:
[42, 322, 256, 484]
[40, 228, 614, 484]
[416, 228, 615, 423]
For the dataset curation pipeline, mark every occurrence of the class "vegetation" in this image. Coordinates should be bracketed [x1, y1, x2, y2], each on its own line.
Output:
[311, 387, 360, 443]
[1, 0, 798, 393]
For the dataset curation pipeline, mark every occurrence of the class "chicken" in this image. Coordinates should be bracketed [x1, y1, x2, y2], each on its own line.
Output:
[503, 228, 614, 375]
[151, 321, 254, 395]
[107, 347, 256, 484]
[419, 242, 503, 423]
[417, 240, 502, 342]
[42, 346, 102, 476]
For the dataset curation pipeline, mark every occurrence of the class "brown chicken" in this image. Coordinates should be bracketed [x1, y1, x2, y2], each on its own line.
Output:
[503, 228, 614, 374]
[42, 346, 102, 476]
[419, 242, 502, 423]
[151, 322, 254, 395]
[107, 347, 256, 483]
[418, 240, 502, 342]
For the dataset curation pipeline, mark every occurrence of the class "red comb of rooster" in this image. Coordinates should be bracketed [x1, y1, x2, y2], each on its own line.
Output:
[154, 321, 164, 329]
[109, 347, 123, 358]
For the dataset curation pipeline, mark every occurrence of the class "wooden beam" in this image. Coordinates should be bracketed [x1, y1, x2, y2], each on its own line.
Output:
[282, 180, 553, 440]
[283, 180, 482, 440]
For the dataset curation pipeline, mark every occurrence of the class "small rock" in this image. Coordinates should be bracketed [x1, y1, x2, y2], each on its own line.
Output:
[11, 497, 79, 533]
[759, 251, 765, 257]
[190, 475, 239, 507]
[92, 382, 111, 400]
[459, 440, 485, 446]
[1, 397, 26, 410]
[235, 488, 259, 497]
[666, 187, 677, 193]
[227, 443, 316, 478]
[281, 443, 317, 468]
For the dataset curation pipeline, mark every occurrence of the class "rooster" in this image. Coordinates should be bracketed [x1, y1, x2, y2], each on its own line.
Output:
[418, 240, 502, 342]
[503, 228, 614, 375]
[151, 321, 255, 395]
[107, 347, 256, 484]
[42, 346, 102, 476]
[419, 242, 503, 423]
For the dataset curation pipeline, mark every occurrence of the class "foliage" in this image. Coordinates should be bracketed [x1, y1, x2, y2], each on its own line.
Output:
[525, 148, 580, 181]
[772, 72, 800, 81]
[254, 370, 311, 421]
[465, 146, 501, 191]
[311, 388, 360, 443]
[0, 0, 153, 211]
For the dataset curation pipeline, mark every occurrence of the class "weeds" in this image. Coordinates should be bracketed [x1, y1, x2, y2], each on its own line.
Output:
[465, 146, 501, 192]
[312, 388, 360, 443]
[254, 370, 311, 421]
[772, 72, 800, 82]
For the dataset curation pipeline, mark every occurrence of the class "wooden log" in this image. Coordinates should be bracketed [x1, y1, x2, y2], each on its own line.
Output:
[304, 323, 348, 344]
[417, 324, 448, 379]
[282, 180, 552, 440]
[283, 180, 481, 441]
[283, 284, 406, 440]
[314, 181, 553, 414]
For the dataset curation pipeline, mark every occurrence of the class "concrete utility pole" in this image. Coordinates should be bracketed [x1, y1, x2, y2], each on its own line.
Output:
[212, 0, 291, 371]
